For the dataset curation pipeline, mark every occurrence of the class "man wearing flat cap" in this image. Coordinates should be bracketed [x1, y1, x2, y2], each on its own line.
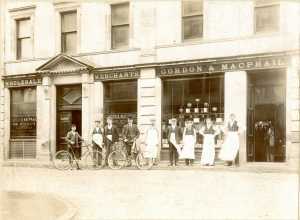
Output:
[167, 118, 182, 166]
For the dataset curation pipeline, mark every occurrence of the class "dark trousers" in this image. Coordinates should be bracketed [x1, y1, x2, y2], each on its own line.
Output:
[125, 142, 137, 160]
[105, 142, 114, 165]
[68, 144, 80, 169]
[169, 143, 178, 165]
[185, 159, 194, 165]
[92, 143, 103, 165]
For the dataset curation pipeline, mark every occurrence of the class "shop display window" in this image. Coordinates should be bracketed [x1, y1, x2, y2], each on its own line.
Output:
[10, 87, 37, 138]
[104, 80, 137, 130]
[162, 75, 224, 146]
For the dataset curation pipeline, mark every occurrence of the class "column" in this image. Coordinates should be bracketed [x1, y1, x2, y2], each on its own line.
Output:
[286, 55, 300, 169]
[49, 81, 56, 158]
[0, 83, 6, 162]
[224, 71, 247, 165]
[137, 68, 161, 142]
[3, 87, 10, 160]
[36, 76, 52, 161]
[92, 81, 104, 124]
[81, 72, 93, 141]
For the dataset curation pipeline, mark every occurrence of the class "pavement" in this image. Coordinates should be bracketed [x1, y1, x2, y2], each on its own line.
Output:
[0, 165, 299, 220]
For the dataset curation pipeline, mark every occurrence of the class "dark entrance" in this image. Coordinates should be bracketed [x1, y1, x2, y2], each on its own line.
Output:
[56, 85, 82, 158]
[247, 70, 286, 162]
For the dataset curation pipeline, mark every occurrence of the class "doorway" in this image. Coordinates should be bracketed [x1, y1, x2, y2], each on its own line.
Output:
[56, 85, 82, 158]
[247, 70, 286, 162]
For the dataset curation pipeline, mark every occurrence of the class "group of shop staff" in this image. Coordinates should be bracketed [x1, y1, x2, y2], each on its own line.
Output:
[65, 114, 240, 167]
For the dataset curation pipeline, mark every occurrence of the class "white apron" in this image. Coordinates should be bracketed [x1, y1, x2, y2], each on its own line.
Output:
[144, 128, 158, 158]
[200, 134, 215, 165]
[92, 133, 103, 148]
[219, 131, 239, 161]
[180, 129, 196, 159]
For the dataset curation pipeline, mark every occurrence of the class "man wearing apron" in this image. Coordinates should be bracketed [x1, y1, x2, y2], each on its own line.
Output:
[199, 118, 219, 166]
[91, 120, 104, 166]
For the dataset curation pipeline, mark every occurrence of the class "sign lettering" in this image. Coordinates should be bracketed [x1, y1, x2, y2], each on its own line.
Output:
[4, 77, 42, 88]
[157, 56, 288, 77]
[95, 70, 140, 81]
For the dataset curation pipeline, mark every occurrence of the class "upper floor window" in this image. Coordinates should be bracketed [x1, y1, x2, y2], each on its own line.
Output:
[111, 3, 129, 49]
[255, 0, 280, 33]
[61, 11, 77, 54]
[182, 0, 203, 41]
[16, 18, 32, 60]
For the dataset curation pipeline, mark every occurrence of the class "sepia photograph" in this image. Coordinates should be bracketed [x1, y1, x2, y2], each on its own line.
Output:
[0, 0, 299, 219]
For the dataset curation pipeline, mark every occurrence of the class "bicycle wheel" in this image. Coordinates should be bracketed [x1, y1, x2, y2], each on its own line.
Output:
[108, 150, 127, 170]
[53, 150, 72, 170]
[136, 152, 153, 170]
[84, 150, 103, 170]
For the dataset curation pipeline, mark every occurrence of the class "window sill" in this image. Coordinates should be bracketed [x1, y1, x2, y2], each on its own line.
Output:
[155, 32, 282, 49]
[253, 30, 281, 37]
[77, 47, 140, 56]
[5, 57, 45, 64]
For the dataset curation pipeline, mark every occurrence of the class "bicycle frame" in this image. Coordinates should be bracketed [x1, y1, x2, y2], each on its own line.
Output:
[67, 142, 97, 168]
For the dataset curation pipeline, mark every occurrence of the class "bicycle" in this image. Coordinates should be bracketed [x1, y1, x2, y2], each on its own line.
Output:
[107, 138, 153, 170]
[107, 138, 129, 170]
[135, 142, 154, 170]
[53, 139, 103, 170]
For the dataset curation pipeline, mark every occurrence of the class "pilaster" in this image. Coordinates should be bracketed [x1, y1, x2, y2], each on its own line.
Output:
[224, 71, 247, 165]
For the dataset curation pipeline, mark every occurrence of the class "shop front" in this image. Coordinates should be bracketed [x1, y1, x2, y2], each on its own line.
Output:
[94, 68, 140, 131]
[2, 52, 298, 170]
[156, 53, 293, 165]
[3, 75, 41, 159]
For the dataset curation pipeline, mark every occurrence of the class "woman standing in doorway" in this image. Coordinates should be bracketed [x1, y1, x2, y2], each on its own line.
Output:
[180, 118, 196, 166]
[199, 118, 219, 166]
[219, 113, 240, 166]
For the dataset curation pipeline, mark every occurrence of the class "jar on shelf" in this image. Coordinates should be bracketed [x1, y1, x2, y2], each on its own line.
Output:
[186, 102, 192, 113]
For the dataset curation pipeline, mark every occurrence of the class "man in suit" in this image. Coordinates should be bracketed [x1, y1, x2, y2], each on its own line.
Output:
[103, 116, 119, 166]
[122, 116, 140, 166]
[66, 124, 83, 169]
[167, 118, 182, 166]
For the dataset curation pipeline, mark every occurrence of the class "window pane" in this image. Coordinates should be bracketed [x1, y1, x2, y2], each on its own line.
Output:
[112, 25, 129, 49]
[62, 32, 77, 53]
[182, 0, 203, 16]
[255, 0, 280, 6]
[183, 15, 203, 40]
[162, 76, 224, 145]
[104, 80, 137, 131]
[17, 18, 30, 38]
[111, 3, 129, 25]
[61, 11, 77, 32]
[255, 5, 279, 32]
[17, 38, 32, 59]
[11, 88, 37, 138]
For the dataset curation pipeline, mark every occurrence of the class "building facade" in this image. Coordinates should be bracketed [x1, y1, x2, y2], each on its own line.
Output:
[0, 0, 299, 169]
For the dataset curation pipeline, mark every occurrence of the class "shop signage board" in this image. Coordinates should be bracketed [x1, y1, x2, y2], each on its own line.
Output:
[4, 77, 42, 88]
[94, 69, 140, 81]
[11, 116, 36, 138]
[157, 56, 288, 77]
